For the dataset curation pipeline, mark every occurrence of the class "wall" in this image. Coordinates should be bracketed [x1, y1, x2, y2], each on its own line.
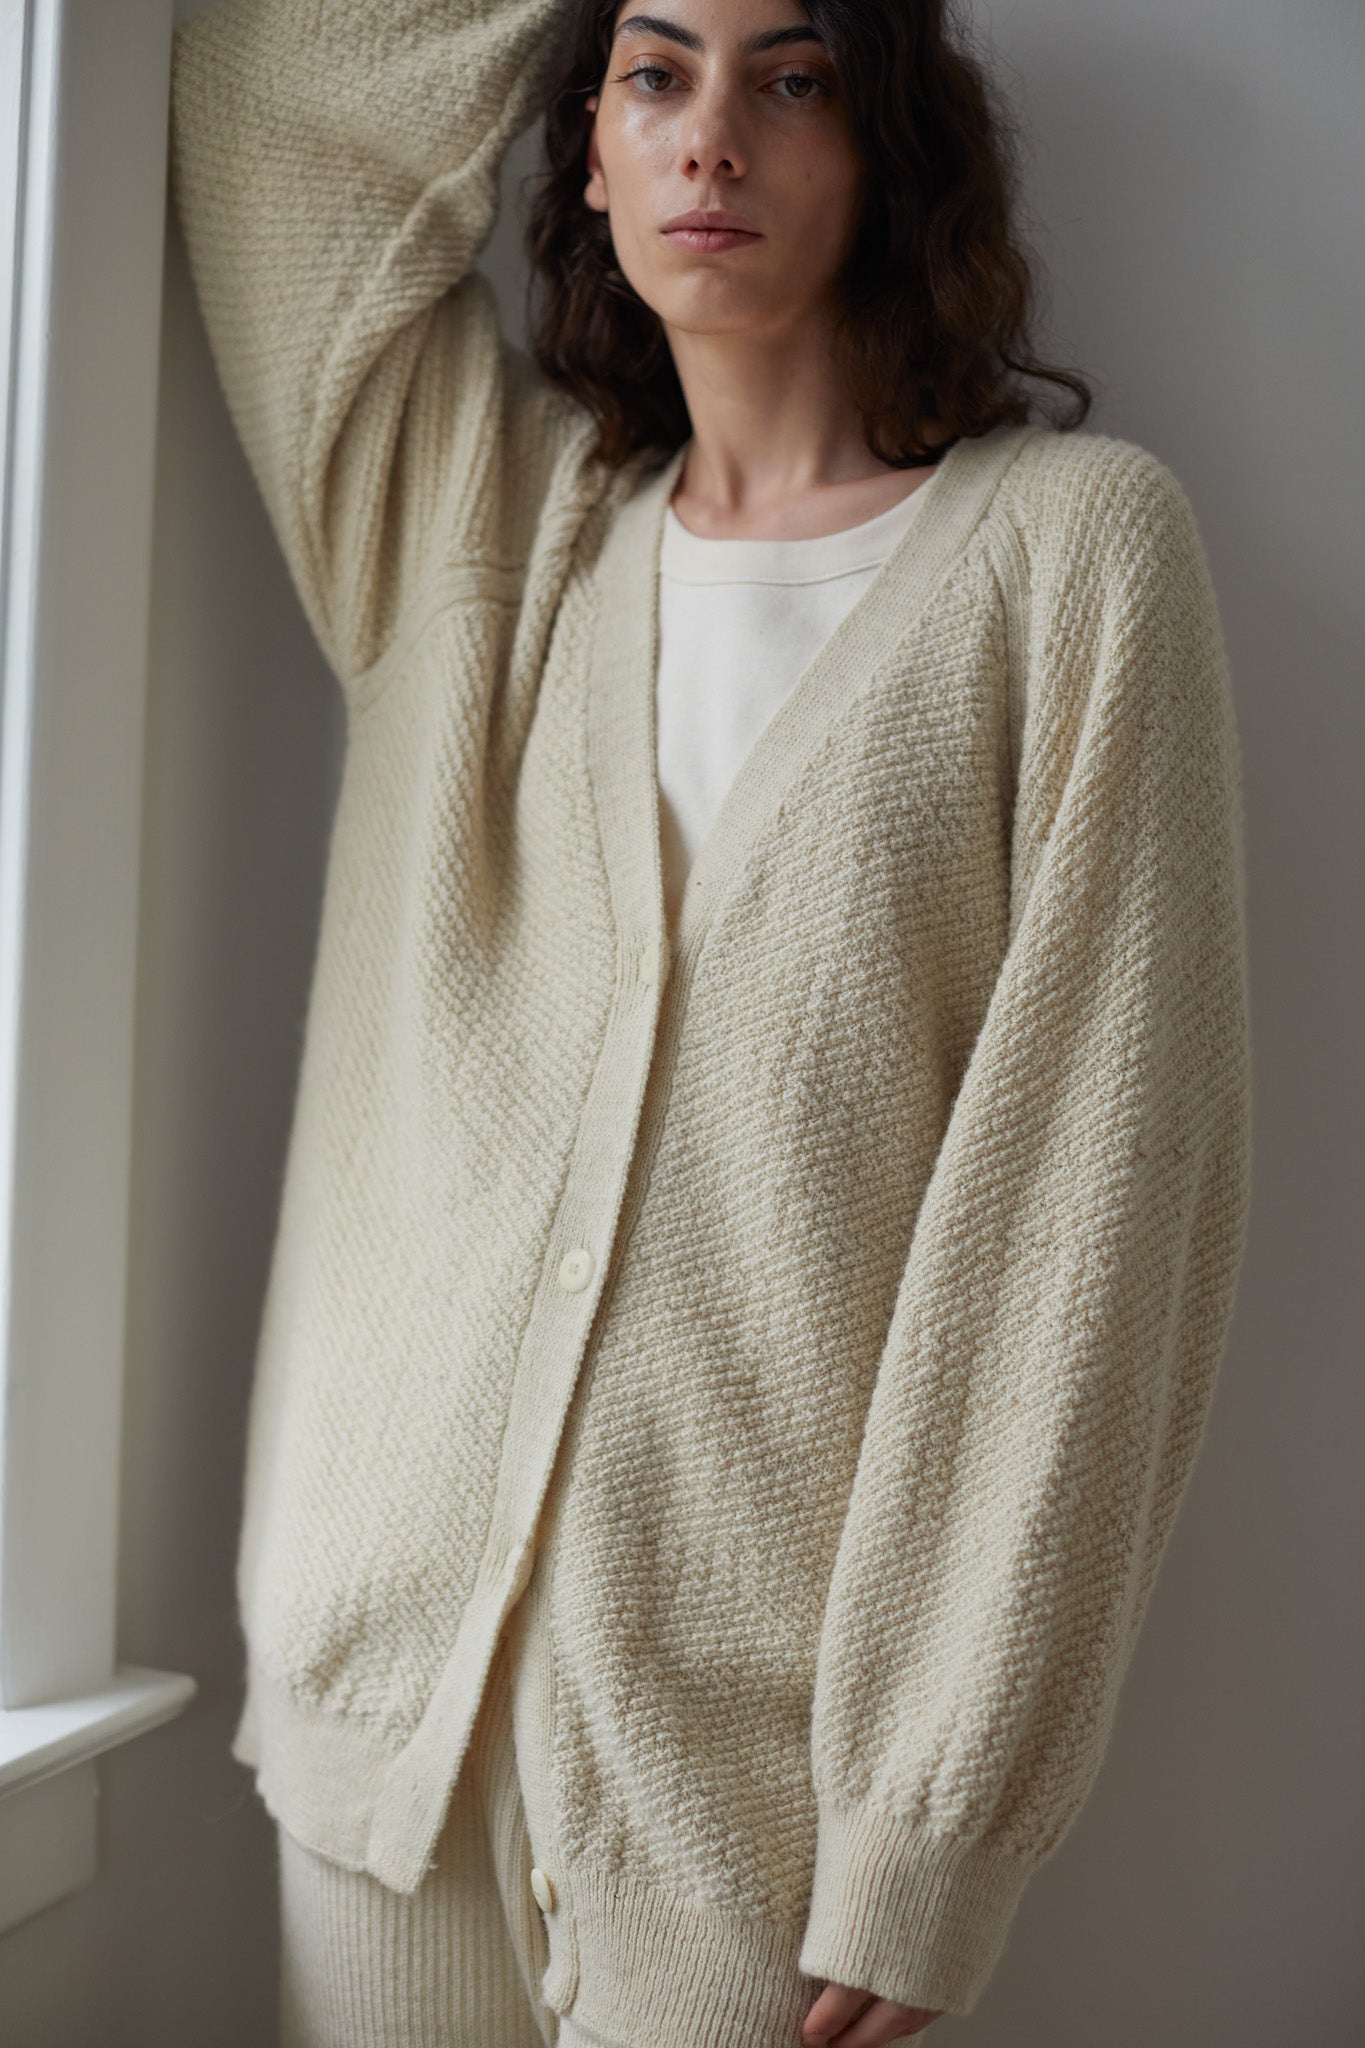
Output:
[973, 5, 1363, 2041]
[0, 1, 1359, 2041]
[0, 144, 342, 2048]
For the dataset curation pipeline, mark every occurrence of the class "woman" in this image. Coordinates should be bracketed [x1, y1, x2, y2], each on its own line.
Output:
[168, 2, 1251, 2045]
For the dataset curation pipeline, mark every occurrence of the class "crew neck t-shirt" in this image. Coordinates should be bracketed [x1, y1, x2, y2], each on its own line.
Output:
[656, 470, 940, 935]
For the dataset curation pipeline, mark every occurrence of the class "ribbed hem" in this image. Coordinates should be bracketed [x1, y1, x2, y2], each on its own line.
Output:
[230, 1666, 409, 1876]
[238, 1674, 816, 2047]
[796, 1802, 1038, 2016]
[547, 1863, 815, 2048]
[233, 1673, 1036, 2031]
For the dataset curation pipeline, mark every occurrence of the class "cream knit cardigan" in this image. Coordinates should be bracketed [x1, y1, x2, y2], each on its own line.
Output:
[169, 0, 1253, 2029]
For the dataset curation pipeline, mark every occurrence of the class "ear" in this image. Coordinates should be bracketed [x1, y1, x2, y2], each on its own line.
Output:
[583, 92, 608, 214]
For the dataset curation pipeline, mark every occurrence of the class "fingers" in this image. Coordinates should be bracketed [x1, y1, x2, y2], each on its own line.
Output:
[803, 1983, 944, 2047]
[801, 1982, 876, 2043]
[825, 1998, 935, 2045]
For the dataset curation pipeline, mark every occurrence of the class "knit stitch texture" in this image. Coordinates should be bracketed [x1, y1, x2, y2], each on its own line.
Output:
[169, 0, 1253, 2027]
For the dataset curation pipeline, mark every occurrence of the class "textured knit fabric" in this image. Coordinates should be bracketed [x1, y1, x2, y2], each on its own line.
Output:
[168, 0, 1254, 2026]
[276, 1544, 828, 2048]
[657, 476, 938, 933]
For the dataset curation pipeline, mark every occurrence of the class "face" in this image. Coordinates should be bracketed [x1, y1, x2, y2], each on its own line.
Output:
[583, 0, 866, 344]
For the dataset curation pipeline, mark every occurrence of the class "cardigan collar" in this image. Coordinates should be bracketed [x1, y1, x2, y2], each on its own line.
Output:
[586, 419, 1041, 990]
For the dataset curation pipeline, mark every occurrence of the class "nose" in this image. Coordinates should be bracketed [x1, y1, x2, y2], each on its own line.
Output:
[677, 80, 747, 180]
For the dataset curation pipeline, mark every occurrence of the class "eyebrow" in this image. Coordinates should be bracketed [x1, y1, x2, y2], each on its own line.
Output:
[613, 14, 827, 57]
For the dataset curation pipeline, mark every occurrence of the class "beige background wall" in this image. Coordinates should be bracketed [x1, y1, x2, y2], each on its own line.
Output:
[0, 1, 1359, 2041]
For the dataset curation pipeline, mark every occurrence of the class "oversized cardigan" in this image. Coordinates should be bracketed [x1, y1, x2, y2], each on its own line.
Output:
[167, 0, 1253, 2028]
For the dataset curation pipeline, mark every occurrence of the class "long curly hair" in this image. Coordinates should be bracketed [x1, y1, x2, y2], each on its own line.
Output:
[524, 0, 1093, 469]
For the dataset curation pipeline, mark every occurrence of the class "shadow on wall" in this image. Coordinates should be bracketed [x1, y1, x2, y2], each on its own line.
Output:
[963, 11, 1365, 2047]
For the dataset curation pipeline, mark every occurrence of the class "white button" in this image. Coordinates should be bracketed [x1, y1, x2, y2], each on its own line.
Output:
[529, 1865, 556, 1913]
[558, 1247, 594, 1292]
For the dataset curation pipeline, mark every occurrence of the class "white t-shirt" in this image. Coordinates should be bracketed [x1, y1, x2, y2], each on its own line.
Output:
[655, 470, 939, 935]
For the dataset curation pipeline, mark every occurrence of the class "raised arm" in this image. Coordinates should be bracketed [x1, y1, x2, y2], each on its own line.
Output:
[168, 0, 585, 691]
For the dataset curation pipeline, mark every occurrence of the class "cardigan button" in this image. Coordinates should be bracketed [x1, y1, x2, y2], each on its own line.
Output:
[529, 1865, 556, 1913]
[558, 1247, 594, 1292]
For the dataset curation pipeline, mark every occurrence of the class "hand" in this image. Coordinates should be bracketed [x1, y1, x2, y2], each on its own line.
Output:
[801, 1979, 945, 2046]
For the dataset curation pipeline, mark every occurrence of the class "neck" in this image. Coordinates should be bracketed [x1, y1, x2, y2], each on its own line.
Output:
[663, 309, 937, 540]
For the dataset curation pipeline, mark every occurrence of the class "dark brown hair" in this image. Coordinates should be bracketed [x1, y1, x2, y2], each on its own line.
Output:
[525, 0, 1093, 469]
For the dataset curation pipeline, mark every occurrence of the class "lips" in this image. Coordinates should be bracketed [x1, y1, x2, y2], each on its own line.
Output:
[661, 209, 761, 235]
[661, 210, 763, 253]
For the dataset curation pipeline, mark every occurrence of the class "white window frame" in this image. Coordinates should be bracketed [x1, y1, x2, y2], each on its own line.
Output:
[0, 0, 194, 1935]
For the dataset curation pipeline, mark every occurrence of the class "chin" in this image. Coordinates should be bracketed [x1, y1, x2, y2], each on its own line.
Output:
[642, 280, 787, 339]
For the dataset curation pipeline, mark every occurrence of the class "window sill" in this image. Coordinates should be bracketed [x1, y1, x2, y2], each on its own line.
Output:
[0, 1664, 196, 1935]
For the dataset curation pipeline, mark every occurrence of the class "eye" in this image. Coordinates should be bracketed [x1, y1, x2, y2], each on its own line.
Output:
[770, 70, 828, 101]
[617, 64, 677, 94]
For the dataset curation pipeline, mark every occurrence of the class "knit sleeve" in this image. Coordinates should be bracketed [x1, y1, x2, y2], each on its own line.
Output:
[167, 0, 584, 690]
[797, 457, 1253, 2015]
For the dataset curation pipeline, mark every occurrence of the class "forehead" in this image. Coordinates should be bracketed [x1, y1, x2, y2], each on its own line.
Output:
[610, 1, 824, 50]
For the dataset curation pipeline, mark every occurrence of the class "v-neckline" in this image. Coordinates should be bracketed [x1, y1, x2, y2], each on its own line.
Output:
[585, 418, 1041, 994]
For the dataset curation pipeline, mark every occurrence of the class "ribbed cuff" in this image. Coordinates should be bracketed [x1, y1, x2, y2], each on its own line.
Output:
[796, 1803, 1037, 2016]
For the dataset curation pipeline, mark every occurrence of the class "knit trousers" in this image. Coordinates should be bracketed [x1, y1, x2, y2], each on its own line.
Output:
[275, 1587, 607, 2048]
